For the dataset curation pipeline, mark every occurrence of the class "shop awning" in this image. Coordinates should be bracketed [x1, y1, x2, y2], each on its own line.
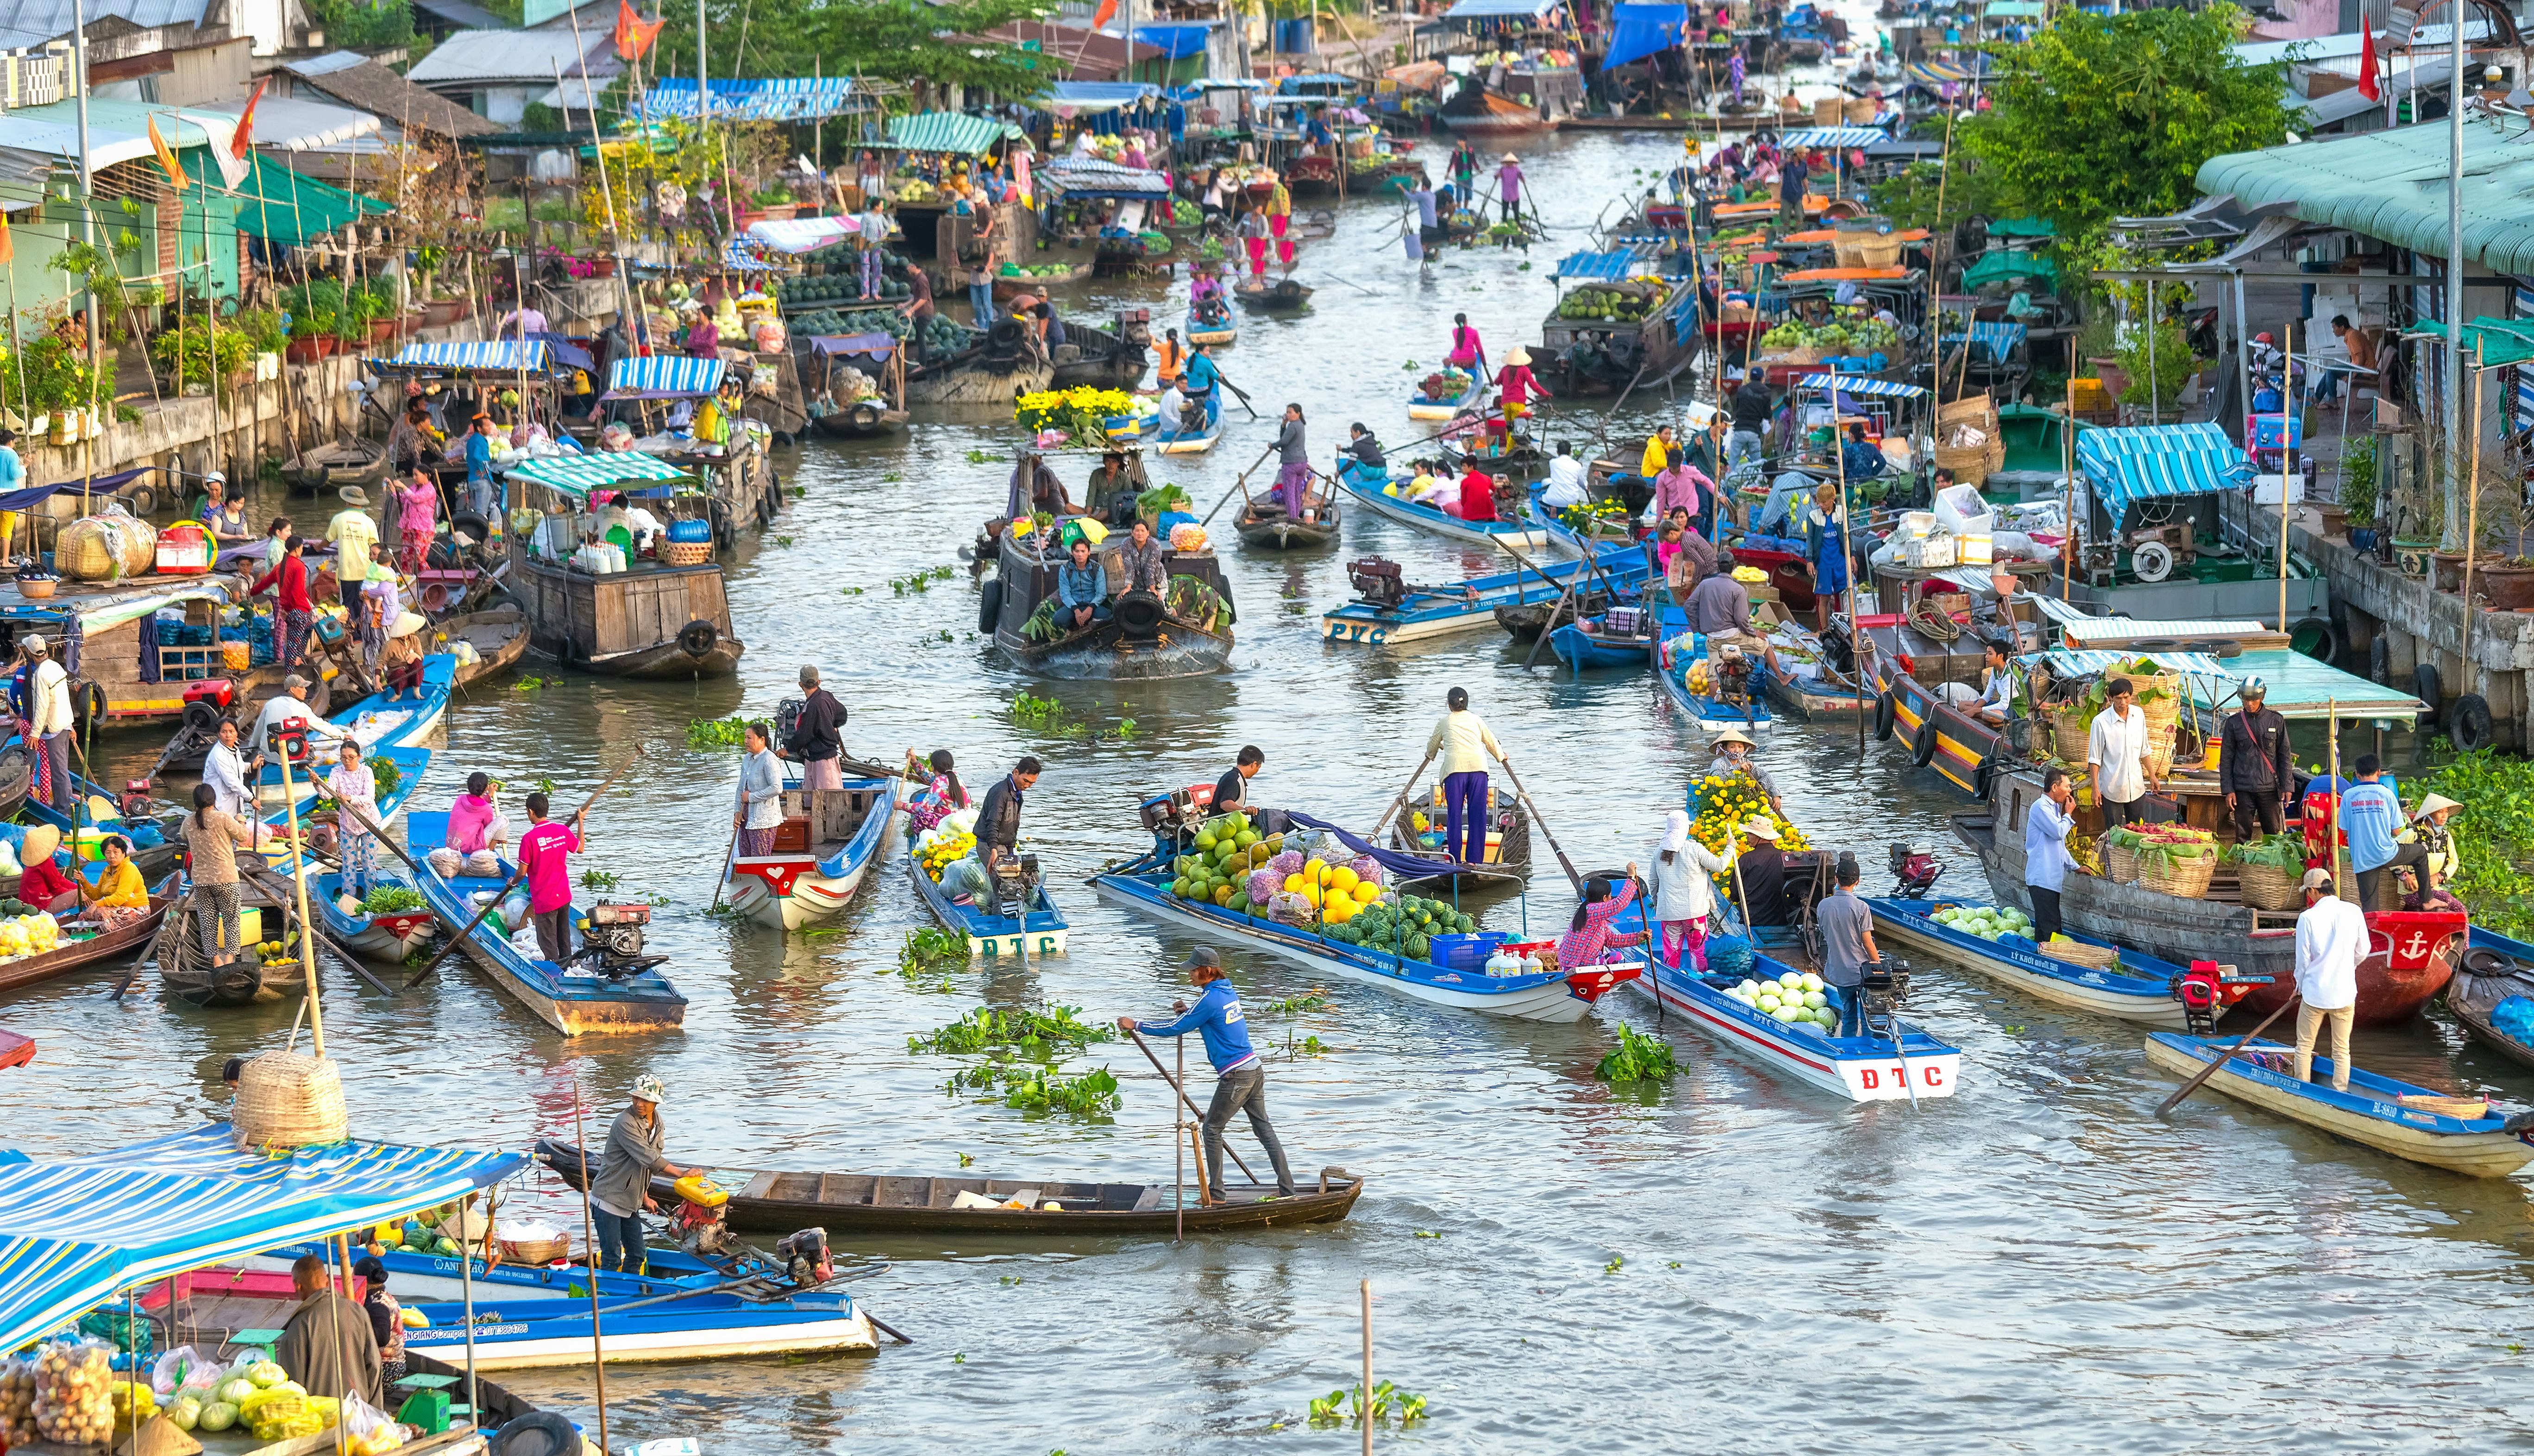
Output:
[183, 151, 393, 245]
[367, 340, 550, 374]
[0, 1125, 522, 1354]
[885, 111, 1021, 156]
[1045, 81, 1163, 116]
[1603, 3, 1687, 68]
[2411, 314, 2534, 367]
[526, 331, 595, 372]
[1797, 373, 1926, 397]
[605, 355, 727, 399]
[1444, 0, 1560, 19]
[1036, 156, 1171, 199]
[2076, 421, 2251, 523]
[747, 216, 860, 253]
[1961, 249, 2059, 289]
[1778, 126, 1888, 148]
[505, 452, 693, 497]
[640, 77, 859, 121]
[1984, 1, 2045, 15]
[1551, 248, 1651, 281]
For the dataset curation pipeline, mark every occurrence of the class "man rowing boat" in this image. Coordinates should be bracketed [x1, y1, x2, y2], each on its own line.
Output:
[1116, 948, 1298, 1200]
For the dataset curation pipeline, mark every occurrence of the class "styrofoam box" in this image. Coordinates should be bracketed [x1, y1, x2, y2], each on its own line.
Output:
[2252, 473, 2302, 505]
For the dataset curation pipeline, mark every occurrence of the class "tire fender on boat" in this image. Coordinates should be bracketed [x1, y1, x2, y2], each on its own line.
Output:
[1971, 753, 1997, 801]
[1909, 714, 1938, 768]
[489, 1413, 581, 1456]
[676, 620, 720, 658]
[2411, 662, 2441, 728]
[978, 576, 1003, 634]
[1873, 689, 1897, 742]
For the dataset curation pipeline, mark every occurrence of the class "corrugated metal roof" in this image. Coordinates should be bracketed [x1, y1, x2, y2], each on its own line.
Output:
[0, 0, 212, 51]
[884, 111, 1022, 156]
[2076, 421, 2251, 522]
[407, 28, 617, 86]
[1047, 81, 1164, 114]
[1036, 156, 1171, 199]
[0, 99, 220, 170]
[1551, 248, 1649, 281]
[2057, 616, 2272, 645]
[202, 97, 378, 152]
[2195, 119, 2534, 272]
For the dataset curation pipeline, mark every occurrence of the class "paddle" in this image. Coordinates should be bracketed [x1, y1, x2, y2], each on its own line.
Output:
[1202, 444, 1278, 527]
[1493, 756, 1582, 895]
[1367, 748, 1437, 840]
[1213, 370, 1261, 420]
[1501, 539, 1582, 672]
[1127, 1028, 1259, 1183]
[406, 748, 645, 986]
[2154, 993, 2303, 1117]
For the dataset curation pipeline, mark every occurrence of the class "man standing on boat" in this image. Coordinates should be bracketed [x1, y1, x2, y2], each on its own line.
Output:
[2292, 867, 2366, 1091]
[1727, 370, 1772, 477]
[275, 1253, 382, 1408]
[2342, 754, 2426, 912]
[2025, 767, 2077, 945]
[519, 791, 586, 964]
[1117, 948, 1298, 1200]
[2219, 681, 2294, 844]
[976, 758, 1041, 882]
[2085, 677, 2156, 826]
[784, 666, 847, 791]
[1816, 860, 1880, 1038]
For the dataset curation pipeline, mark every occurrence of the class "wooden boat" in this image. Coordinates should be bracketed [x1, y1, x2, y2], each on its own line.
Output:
[156, 872, 313, 1007]
[1333, 458, 1551, 552]
[2448, 929, 2534, 1072]
[1549, 610, 1656, 670]
[282, 435, 389, 493]
[1408, 368, 1486, 420]
[1233, 468, 1340, 550]
[258, 1233, 773, 1304]
[1865, 896, 2199, 1027]
[1185, 304, 1237, 347]
[723, 773, 908, 931]
[433, 603, 529, 690]
[1154, 412, 1223, 455]
[806, 332, 911, 437]
[905, 319, 1054, 405]
[1235, 277, 1315, 311]
[1618, 937, 1963, 1102]
[539, 1138, 1362, 1235]
[510, 543, 743, 679]
[1526, 483, 1641, 559]
[0, 875, 175, 997]
[907, 857, 1067, 960]
[2142, 1034, 2534, 1177]
[405, 809, 689, 1035]
[1438, 85, 1559, 137]
[0, 1028, 28, 1069]
[1092, 865, 1626, 1022]
[1493, 590, 1607, 640]
[1383, 780, 1534, 889]
[985, 520, 1235, 679]
[1439, 424, 1550, 489]
[1047, 310, 1156, 391]
[1658, 630, 1776, 732]
[312, 868, 440, 963]
[1321, 544, 1649, 646]
[256, 659, 453, 799]
[993, 262, 1092, 297]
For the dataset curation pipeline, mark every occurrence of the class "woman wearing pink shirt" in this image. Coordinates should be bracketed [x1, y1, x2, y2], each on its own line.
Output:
[392, 470, 438, 573]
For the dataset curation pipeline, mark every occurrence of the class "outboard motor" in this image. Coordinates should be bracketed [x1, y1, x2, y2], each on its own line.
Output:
[1347, 557, 1405, 609]
[1819, 619, 1857, 676]
[1859, 961, 1913, 1037]
[1887, 842, 1944, 897]
[671, 1193, 738, 1260]
[565, 904, 669, 980]
[2167, 959, 2266, 1036]
[774, 1227, 834, 1287]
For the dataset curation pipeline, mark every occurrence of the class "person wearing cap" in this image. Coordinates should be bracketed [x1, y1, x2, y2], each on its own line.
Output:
[2085, 676, 2156, 826]
[2341, 753, 2424, 911]
[353, 1256, 407, 1385]
[13, 823, 74, 911]
[181, 468, 227, 523]
[19, 634, 72, 811]
[784, 665, 847, 791]
[1116, 949, 1298, 1200]
[2292, 866, 2367, 1091]
[250, 535, 317, 672]
[1816, 858, 1879, 1037]
[2024, 766, 2078, 944]
[276, 1252, 382, 1407]
[590, 1074, 693, 1273]
[2217, 681, 2293, 842]
[248, 674, 344, 764]
[1731, 817, 1787, 926]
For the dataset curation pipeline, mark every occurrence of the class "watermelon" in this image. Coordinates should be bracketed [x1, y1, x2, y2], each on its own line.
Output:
[1405, 933, 1430, 960]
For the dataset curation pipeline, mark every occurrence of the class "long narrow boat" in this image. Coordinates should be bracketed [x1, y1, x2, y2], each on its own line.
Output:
[723, 772, 908, 931]
[1091, 848, 1631, 1022]
[0, 875, 176, 997]
[1382, 784, 1534, 889]
[1408, 368, 1486, 420]
[539, 1138, 1363, 1235]
[1526, 485, 1639, 559]
[1321, 545, 1649, 646]
[405, 809, 689, 1034]
[254, 654, 458, 801]
[1154, 412, 1223, 455]
[257, 1237, 756, 1303]
[1333, 457, 1553, 552]
[1864, 896, 2196, 1027]
[1656, 630, 1775, 732]
[0, 1029, 29, 1069]
[906, 857, 1068, 960]
[1621, 945, 1963, 1102]
[290, 757, 444, 962]
[1549, 611, 1656, 670]
[2446, 930, 2534, 1073]
[2141, 1034, 2534, 1177]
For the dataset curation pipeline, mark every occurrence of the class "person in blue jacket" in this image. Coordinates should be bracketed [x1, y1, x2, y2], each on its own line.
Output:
[1116, 947, 1297, 1199]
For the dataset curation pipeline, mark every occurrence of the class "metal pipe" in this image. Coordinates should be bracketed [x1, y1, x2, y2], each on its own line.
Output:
[2446, 0, 2465, 547]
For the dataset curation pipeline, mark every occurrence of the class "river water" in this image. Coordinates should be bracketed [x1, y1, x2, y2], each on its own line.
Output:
[7, 67, 2532, 1456]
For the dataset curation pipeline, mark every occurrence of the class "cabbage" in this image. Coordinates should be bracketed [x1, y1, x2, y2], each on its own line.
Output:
[216, 1378, 255, 1406]
[199, 1402, 238, 1432]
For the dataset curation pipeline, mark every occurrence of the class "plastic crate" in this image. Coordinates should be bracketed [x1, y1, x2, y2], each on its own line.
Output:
[158, 645, 222, 680]
[1430, 930, 1509, 972]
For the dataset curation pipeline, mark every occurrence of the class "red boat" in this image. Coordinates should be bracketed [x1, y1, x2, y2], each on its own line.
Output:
[0, 1029, 31, 1070]
[2234, 910, 2466, 1026]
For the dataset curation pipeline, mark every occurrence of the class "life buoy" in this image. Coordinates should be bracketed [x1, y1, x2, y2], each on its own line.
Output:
[709, 498, 734, 549]
[2449, 693, 2494, 753]
[1872, 690, 1897, 742]
[1909, 714, 1938, 768]
[119, 484, 158, 517]
[676, 620, 719, 659]
[989, 318, 1029, 349]
[2411, 663, 2441, 728]
[851, 401, 883, 429]
[978, 576, 1003, 634]
[489, 1413, 582, 1456]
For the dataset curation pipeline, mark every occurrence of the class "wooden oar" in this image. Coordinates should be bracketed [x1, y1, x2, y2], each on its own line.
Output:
[1127, 1028, 1258, 1183]
[2154, 993, 2304, 1117]
[1202, 444, 1278, 527]
[405, 748, 645, 987]
[1213, 370, 1261, 420]
[1492, 757, 1582, 895]
[1367, 748, 1436, 839]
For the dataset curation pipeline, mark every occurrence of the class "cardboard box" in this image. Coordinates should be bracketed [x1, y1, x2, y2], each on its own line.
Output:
[1744, 583, 1781, 604]
[2252, 473, 2302, 506]
[1959, 532, 1994, 566]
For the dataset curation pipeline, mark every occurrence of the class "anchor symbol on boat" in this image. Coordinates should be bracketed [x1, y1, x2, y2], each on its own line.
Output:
[2397, 930, 2430, 960]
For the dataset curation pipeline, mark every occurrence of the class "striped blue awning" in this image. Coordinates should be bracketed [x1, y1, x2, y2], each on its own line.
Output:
[1553, 248, 1650, 281]
[0, 1125, 522, 1353]
[2076, 422, 2252, 523]
[1777, 126, 1889, 148]
[1445, 0, 1560, 16]
[641, 78, 857, 121]
[1046, 81, 1164, 115]
[2014, 648, 2237, 680]
[607, 355, 728, 399]
[1938, 321, 2027, 358]
[1037, 157, 1172, 199]
[1798, 372, 1926, 397]
[885, 111, 1022, 156]
[370, 340, 548, 374]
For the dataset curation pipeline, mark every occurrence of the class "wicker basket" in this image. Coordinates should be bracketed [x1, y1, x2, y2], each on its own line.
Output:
[502, 1234, 572, 1264]
[232, 1051, 348, 1150]
[1931, 439, 1994, 488]
[1844, 97, 1879, 124]
[2038, 939, 2121, 971]
[2103, 843, 2137, 884]
[1813, 97, 1843, 125]
[1833, 234, 1904, 270]
[2135, 847, 2217, 899]
[2045, 702, 2093, 758]
[661, 540, 713, 567]
[2236, 858, 2304, 911]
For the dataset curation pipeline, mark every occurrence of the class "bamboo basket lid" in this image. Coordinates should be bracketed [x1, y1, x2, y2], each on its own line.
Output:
[232, 1051, 348, 1151]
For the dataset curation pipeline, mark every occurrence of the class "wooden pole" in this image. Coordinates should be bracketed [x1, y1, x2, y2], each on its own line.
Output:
[2060, 373, 2076, 602]
[2326, 697, 2344, 901]
[1173, 1033, 1185, 1241]
[1360, 1279, 1373, 1456]
[2461, 338, 2484, 672]
[275, 742, 323, 1058]
[568, 1095, 612, 1454]
[1926, 97, 1957, 411]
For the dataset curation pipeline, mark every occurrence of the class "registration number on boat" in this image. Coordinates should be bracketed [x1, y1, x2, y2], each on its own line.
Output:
[1322, 620, 1391, 645]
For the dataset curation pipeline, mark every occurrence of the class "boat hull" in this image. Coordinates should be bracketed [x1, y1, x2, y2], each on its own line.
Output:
[907, 859, 1067, 960]
[1335, 470, 1551, 550]
[1234, 510, 1339, 549]
[724, 777, 907, 930]
[2142, 1034, 2534, 1177]
[1866, 899, 2190, 1027]
[402, 1302, 875, 1368]
[1626, 958, 1961, 1102]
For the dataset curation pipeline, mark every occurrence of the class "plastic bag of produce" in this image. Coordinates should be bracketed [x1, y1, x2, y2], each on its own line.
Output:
[150, 1346, 212, 1399]
[340, 1393, 406, 1453]
[33, 1340, 115, 1446]
[1346, 855, 1384, 888]
[0, 1356, 39, 1448]
[1267, 891, 1315, 927]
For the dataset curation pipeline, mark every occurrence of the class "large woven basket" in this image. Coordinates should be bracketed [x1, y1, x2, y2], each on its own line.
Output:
[2103, 843, 2137, 884]
[2135, 846, 2217, 899]
[502, 1234, 571, 1264]
[1844, 97, 1879, 124]
[2237, 858, 2304, 911]
[233, 1051, 348, 1150]
[1931, 439, 1993, 487]
[661, 540, 713, 567]
[1833, 234, 1904, 270]
[2045, 703, 2093, 759]
[2038, 939, 2120, 971]
[1813, 97, 1844, 125]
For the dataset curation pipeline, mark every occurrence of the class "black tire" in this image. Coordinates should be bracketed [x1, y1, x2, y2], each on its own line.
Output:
[2200, 639, 2244, 659]
[120, 485, 158, 517]
[181, 698, 222, 734]
[1872, 690, 1897, 742]
[675, 620, 719, 659]
[989, 318, 1028, 349]
[70, 679, 104, 725]
[2124, 638, 2182, 653]
[1910, 714, 1938, 767]
[1971, 754, 1998, 801]
[978, 576, 1003, 634]
[1115, 590, 1166, 637]
[2450, 693, 2494, 753]
[2368, 634, 2391, 685]
[491, 1413, 583, 1456]
[2412, 663, 2441, 727]
[2288, 615, 2340, 663]
[852, 401, 883, 429]
[709, 498, 734, 549]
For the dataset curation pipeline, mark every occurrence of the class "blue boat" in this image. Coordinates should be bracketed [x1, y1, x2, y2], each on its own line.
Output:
[399, 1283, 874, 1368]
[1408, 366, 1486, 420]
[906, 854, 1067, 960]
[1185, 304, 1236, 347]
[1332, 456, 1554, 552]
[254, 653, 458, 799]
[1656, 626, 1775, 732]
[2142, 1034, 2534, 1177]
[1154, 404, 1223, 455]
[259, 1238, 747, 1303]
[1321, 541, 1648, 646]
[404, 809, 688, 1035]
[1865, 896, 2194, 1027]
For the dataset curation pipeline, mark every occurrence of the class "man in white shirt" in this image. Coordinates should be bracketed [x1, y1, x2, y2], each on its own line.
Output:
[21, 635, 73, 811]
[1539, 450, 1590, 510]
[247, 674, 345, 767]
[1973, 637, 2015, 728]
[2291, 866, 2368, 1091]
[2085, 676, 2156, 825]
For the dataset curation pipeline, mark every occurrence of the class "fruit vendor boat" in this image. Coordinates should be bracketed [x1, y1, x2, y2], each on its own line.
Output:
[0, 873, 176, 997]
[1332, 456, 1554, 552]
[721, 771, 909, 931]
[1408, 368, 1487, 420]
[1864, 897, 2203, 1028]
[437, 602, 530, 690]
[253, 653, 458, 802]
[2141, 1034, 2534, 1177]
[907, 856, 1068, 960]
[984, 515, 1235, 679]
[402, 809, 689, 1035]
[539, 1138, 1363, 1235]
[1383, 781, 1534, 889]
[1321, 544, 1647, 646]
[1657, 629, 1775, 732]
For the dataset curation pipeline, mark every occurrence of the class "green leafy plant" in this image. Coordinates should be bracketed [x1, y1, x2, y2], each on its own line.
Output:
[578, 868, 622, 891]
[909, 1004, 1116, 1057]
[150, 324, 251, 398]
[684, 715, 751, 749]
[1594, 1023, 1679, 1082]
[2340, 435, 2378, 526]
[2419, 751, 2534, 941]
[2112, 314, 2200, 408]
[2224, 834, 2307, 872]
[1002, 1065, 1121, 1117]
[897, 926, 967, 977]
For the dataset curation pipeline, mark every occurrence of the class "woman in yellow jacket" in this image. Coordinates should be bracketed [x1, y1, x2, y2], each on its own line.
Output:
[79, 835, 151, 928]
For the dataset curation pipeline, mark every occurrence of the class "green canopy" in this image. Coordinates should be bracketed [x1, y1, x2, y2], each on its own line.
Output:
[1961, 249, 2059, 290]
[506, 452, 693, 500]
[1986, 216, 2057, 238]
[184, 152, 391, 245]
[2412, 316, 2534, 367]
[885, 111, 1022, 156]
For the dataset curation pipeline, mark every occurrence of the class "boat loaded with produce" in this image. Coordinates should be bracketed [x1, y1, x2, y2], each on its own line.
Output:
[1538, 252, 1697, 396]
[1331, 456, 1553, 552]
[907, 805, 1069, 960]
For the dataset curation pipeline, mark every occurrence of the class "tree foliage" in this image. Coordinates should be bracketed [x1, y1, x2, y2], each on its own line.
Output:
[1959, 6, 2292, 243]
[648, 0, 1057, 100]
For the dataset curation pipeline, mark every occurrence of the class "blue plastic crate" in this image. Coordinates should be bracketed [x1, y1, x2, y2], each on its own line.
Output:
[1430, 930, 1509, 972]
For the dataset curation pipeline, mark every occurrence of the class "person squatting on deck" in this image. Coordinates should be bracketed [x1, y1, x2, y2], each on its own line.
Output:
[1118, 948, 1298, 1199]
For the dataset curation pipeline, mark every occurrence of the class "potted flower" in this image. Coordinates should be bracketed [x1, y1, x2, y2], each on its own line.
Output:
[750, 182, 798, 223]
[2472, 555, 2534, 611]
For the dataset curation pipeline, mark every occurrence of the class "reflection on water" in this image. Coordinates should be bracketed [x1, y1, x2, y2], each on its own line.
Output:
[5, 103, 2530, 1456]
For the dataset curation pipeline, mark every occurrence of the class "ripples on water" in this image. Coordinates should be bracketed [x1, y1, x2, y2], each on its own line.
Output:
[6, 94, 2530, 1456]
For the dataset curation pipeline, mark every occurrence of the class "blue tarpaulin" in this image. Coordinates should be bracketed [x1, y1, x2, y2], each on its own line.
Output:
[0, 1125, 523, 1353]
[1778, 126, 1890, 148]
[1552, 248, 1650, 281]
[2076, 422, 2251, 524]
[640, 78, 857, 121]
[1046, 81, 1162, 114]
[1604, 3, 1688, 68]
[1135, 22, 1214, 58]
[365, 341, 550, 374]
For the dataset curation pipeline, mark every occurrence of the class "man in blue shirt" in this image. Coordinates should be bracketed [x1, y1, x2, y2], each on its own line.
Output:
[1838, 423, 1883, 484]
[2023, 767, 2076, 943]
[463, 414, 498, 519]
[2341, 754, 2424, 911]
[1055, 535, 1108, 632]
[1117, 948, 1297, 1199]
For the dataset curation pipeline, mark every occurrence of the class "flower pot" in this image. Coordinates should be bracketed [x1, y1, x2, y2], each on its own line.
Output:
[422, 298, 468, 328]
[365, 318, 396, 344]
[2087, 358, 2130, 401]
[588, 258, 617, 278]
[2350, 526, 2377, 553]
[2394, 537, 2439, 577]
[753, 203, 797, 222]
[2433, 550, 2467, 593]
[2471, 563, 2534, 611]
[2314, 503, 2350, 540]
[286, 337, 322, 365]
[313, 336, 343, 358]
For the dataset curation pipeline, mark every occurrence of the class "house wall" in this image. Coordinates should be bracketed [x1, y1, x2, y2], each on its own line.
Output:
[164, 38, 253, 106]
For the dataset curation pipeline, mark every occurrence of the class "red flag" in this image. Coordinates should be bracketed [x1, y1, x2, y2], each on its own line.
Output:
[1091, 0, 1118, 26]
[2358, 26, 2381, 103]
[614, 0, 663, 59]
[0, 207, 14, 269]
[232, 75, 268, 156]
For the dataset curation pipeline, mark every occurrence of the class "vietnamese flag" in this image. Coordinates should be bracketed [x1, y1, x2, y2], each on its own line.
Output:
[232, 76, 269, 156]
[148, 115, 186, 189]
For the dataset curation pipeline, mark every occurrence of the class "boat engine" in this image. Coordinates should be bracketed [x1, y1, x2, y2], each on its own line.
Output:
[2168, 959, 2264, 1036]
[671, 1193, 738, 1259]
[1712, 643, 1755, 705]
[1347, 557, 1405, 609]
[1886, 842, 1944, 897]
[565, 904, 670, 981]
[1819, 619, 1856, 676]
[991, 854, 1042, 919]
[120, 777, 156, 821]
[1858, 960, 1913, 1037]
[773, 1227, 834, 1287]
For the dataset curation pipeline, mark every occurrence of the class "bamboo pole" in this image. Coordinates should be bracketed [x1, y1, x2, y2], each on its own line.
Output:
[568, 1095, 613, 1454]
[2060, 373, 2075, 601]
[275, 741, 324, 1058]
